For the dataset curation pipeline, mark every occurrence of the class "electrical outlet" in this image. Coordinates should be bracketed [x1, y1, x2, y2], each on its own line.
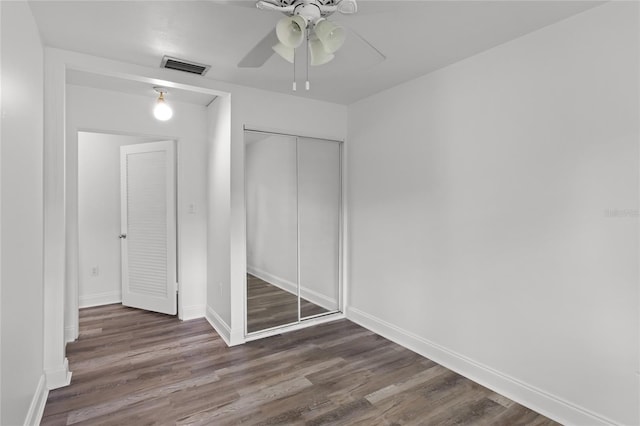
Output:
[91, 266, 99, 277]
[188, 203, 197, 214]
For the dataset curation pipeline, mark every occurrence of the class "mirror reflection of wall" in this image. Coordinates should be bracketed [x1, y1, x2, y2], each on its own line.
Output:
[246, 133, 299, 332]
[298, 138, 341, 319]
[245, 130, 342, 334]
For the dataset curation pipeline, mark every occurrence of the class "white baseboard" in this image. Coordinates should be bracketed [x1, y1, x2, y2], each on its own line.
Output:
[247, 265, 297, 294]
[300, 287, 336, 312]
[45, 358, 72, 390]
[346, 306, 616, 426]
[64, 325, 76, 343]
[247, 265, 338, 312]
[229, 326, 245, 346]
[79, 291, 121, 308]
[182, 304, 205, 321]
[205, 305, 232, 346]
[246, 312, 346, 342]
[23, 375, 48, 426]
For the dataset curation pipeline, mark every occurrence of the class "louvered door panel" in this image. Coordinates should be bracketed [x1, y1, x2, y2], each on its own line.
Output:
[121, 141, 176, 315]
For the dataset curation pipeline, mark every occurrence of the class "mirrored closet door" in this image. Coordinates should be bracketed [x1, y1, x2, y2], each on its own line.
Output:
[245, 130, 342, 334]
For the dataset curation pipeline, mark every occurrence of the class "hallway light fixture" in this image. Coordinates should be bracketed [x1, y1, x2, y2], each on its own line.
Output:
[153, 87, 173, 121]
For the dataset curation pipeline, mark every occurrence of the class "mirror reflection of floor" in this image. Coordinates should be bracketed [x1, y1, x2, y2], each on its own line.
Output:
[247, 274, 329, 333]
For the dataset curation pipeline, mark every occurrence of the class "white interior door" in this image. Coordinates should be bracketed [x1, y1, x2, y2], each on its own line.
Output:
[120, 141, 177, 315]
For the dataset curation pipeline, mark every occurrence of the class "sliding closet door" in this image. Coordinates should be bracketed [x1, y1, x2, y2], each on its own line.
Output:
[298, 138, 341, 319]
[245, 130, 342, 335]
[245, 132, 299, 333]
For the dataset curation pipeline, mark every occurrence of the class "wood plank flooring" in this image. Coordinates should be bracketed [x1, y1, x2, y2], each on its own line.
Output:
[41, 304, 559, 425]
[247, 274, 328, 333]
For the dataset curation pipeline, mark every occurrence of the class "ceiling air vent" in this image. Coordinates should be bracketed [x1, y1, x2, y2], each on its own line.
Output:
[160, 56, 211, 76]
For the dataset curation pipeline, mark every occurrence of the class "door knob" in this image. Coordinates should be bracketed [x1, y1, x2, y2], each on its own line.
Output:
[119, 234, 127, 239]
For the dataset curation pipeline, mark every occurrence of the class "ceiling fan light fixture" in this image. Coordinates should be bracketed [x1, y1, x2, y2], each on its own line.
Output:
[272, 42, 295, 63]
[276, 15, 307, 48]
[337, 0, 358, 14]
[314, 19, 346, 54]
[309, 38, 334, 66]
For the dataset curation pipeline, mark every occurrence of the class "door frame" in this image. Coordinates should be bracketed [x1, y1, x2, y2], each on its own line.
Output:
[72, 129, 182, 341]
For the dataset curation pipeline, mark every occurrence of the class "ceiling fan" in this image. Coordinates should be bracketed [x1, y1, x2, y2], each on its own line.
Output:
[236, 0, 385, 86]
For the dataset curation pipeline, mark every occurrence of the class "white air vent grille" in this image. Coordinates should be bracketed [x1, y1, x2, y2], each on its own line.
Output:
[160, 56, 210, 76]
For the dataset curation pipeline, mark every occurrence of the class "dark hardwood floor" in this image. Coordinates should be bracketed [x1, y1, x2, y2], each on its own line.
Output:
[247, 274, 329, 333]
[41, 304, 559, 425]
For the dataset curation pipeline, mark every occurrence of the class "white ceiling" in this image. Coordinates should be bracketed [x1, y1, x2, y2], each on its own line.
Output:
[30, 0, 602, 105]
[67, 69, 218, 106]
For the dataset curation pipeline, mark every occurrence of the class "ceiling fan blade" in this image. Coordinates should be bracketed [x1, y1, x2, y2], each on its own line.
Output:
[210, 0, 258, 8]
[211, 0, 288, 11]
[345, 25, 386, 63]
[238, 29, 279, 68]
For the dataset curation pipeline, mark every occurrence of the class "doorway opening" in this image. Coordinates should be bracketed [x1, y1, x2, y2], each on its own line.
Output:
[64, 72, 223, 347]
[77, 132, 178, 316]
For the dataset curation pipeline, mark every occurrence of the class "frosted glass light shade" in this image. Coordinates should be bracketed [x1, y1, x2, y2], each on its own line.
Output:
[154, 95, 173, 121]
[337, 0, 357, 14]
[314, 19, 345, 54]
[276, 15, 306, 48]
[272, 42, 295, 63]
[309, 38, 334, 66]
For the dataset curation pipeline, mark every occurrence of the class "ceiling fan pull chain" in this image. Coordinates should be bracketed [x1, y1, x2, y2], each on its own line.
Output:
[306, 27, 310, 90]
[292, 47, 297, 91]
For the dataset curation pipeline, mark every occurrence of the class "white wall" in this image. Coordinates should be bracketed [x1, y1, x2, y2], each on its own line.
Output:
[77, 132, 158, 308]
[347, 3, 638, 425]
[0, 2, 48, 424]
[206, 95, 232, 338]
[67, 84, 209, 331]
